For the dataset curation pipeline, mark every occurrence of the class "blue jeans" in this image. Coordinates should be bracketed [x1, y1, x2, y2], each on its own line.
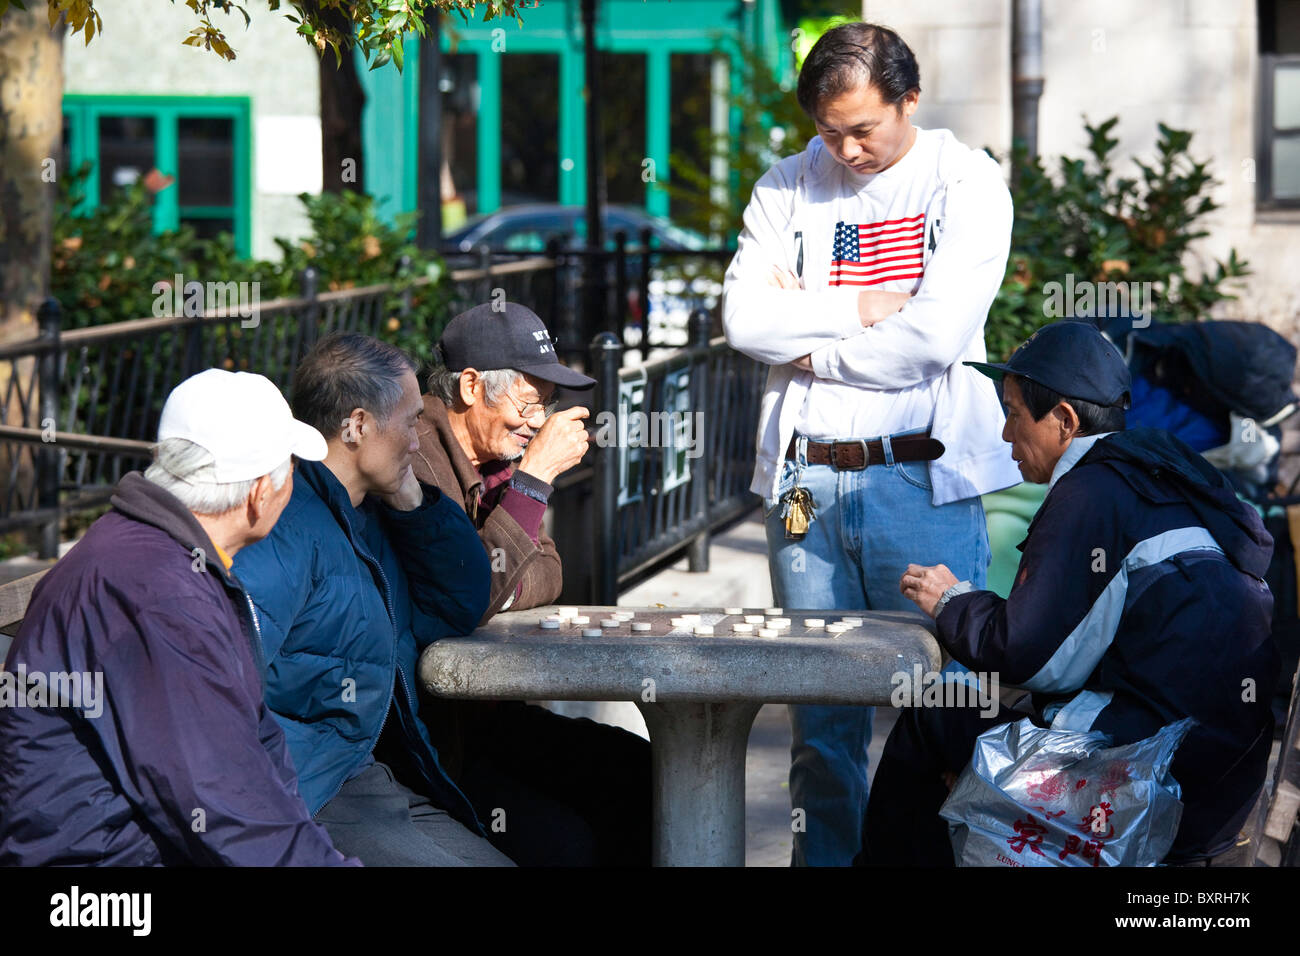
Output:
[763, 433, 990, 867]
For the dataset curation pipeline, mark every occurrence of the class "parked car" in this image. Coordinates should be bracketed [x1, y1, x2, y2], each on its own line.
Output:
[443, 204, 724, 352]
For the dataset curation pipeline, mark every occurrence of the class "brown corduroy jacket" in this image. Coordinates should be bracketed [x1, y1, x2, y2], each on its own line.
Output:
[412, 394, 563, 623]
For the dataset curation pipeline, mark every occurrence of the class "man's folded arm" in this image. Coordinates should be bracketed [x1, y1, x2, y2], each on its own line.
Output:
[95, 601, 358, 866]
[723, 167, 864, 364]
[808, 168, 1013, 389]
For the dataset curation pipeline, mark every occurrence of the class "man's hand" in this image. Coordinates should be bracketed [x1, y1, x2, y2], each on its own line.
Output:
[900, 562, 958, 618]
[518, 406, 591, 485]
[382, 464, 424, 512]
[857, 290, 913, 327]
[766, 265, 800, 290]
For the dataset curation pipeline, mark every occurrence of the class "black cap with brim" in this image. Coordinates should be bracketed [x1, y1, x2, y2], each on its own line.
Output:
[438, 300, 597, 390]
[516, 361, 596, 390]
[964, 320, 1132, 409]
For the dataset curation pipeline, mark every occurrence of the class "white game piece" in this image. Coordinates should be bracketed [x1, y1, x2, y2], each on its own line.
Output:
[571, 615, 590, 625]
[540, 619, 560, 629]
[827, 623, 851, 636]
[841, 617, 863, 627]
[694, 624, 714, 636]
[724, 607, 743, 616]
[631, 622, 652, 632]
[744, 615, 765, 624]
[601, 618, 621, 628]
[732, 622, 754, 634]
[804, 618, 825, 628]
[582, 628, 603, 638]
[680, 613, 701, 623]
[558, 607, 579, 619]
[614, 611, 635, 621]
[768, 617, 791, 628]
[765, 607, 784, 615]
[757, 627, 778, 638]
[671, 617, 688, 628]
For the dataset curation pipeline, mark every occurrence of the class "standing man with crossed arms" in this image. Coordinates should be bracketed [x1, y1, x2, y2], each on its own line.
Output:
[722, 21, 1021, 865]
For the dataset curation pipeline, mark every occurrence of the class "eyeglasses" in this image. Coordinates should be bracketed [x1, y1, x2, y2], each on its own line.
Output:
[501, 391, 558, 421]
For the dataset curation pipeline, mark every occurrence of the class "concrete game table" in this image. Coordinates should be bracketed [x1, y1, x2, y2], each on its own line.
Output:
[418, 606, 941, 866]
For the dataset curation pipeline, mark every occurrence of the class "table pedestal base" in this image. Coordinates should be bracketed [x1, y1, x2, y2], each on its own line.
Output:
[636, 700, 762, 866]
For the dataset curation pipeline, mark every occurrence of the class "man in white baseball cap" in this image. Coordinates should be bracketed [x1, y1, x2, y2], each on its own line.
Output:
[0, 369, 350, 866]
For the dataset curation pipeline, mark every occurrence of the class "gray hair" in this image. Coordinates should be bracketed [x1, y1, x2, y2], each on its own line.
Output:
[144, 437, 292, 516]
[427, 363, 523, 409]
[292, 333, 417, 440]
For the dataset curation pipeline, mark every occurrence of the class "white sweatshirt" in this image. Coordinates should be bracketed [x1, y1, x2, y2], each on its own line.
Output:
[723, 128, 1023, 506]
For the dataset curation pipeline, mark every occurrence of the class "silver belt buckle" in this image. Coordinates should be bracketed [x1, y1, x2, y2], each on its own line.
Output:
[831, 439, 869, 470]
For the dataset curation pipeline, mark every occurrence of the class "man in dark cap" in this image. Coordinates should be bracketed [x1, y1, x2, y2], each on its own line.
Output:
[861, 320, 1278, 866]
[412, 301, 650, 867]
[415, 300, 595, 617]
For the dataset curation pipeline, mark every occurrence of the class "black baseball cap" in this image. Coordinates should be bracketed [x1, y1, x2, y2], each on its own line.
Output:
[437, 301, 596, 390]
[964, 320, 1131, 408]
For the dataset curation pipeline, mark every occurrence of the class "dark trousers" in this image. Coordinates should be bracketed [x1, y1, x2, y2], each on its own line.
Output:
[316, 761, 515, 867]
[420, 699, 652, 867]
[857, 702, 1015, 867]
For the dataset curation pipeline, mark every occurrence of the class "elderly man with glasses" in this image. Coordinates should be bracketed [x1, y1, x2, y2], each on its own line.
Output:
[412, 300, 650, 867]
[414, 301, 593, 618]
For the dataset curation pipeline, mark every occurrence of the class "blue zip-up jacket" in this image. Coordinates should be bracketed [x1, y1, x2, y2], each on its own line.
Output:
[0, 472, 354, 866]
[940, 428, 1278, 862]
[232, 458, 491, 829]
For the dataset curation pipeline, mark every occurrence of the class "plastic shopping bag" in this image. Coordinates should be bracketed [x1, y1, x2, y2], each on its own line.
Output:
[939, 716, 1193, 867]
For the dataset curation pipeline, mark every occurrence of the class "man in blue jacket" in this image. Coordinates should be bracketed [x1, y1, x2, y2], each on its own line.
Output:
[0, 369, 354, 866]
[861, 321, 1279, 865]
[233, 333, 511, 865]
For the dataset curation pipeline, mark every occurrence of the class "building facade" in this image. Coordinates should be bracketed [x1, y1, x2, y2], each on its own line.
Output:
[60, 0, 784, 257]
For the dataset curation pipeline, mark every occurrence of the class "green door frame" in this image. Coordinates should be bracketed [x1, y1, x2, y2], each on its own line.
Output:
[359, 0, 784, 222]
[62, 94, 253, 257]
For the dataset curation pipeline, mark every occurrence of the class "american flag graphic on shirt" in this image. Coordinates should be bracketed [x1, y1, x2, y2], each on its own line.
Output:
[828, 213, 925, 287]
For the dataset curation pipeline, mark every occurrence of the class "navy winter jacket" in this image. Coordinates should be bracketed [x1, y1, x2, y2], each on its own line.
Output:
[942, 428, 1278, 861]
[232, 458, 491, 828]
[0, 473, 353, 866]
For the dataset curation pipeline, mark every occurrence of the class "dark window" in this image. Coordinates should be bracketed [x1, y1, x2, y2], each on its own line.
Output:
[500, 54, 560, 205]
[598, 52, 647, 206]
[442, 53, 479, 217]
[97, 115, 155, 197]
[178, 117, 234, 207]
[60, 114, 71, 183]
[669, 53, 715, 225]
[1259, 0, 1300, 205]
[180, 216, 236, 239]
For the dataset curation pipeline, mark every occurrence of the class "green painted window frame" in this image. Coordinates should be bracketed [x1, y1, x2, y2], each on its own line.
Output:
[62, 94, 253, 257]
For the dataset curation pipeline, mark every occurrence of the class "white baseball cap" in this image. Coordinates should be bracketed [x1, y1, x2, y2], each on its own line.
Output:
[158, 369, 328, 482]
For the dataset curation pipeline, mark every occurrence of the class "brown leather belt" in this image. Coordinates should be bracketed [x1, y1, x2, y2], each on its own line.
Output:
[785, 431, 945, 470]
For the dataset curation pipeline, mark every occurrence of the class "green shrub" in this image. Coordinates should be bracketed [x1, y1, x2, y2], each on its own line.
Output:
[51, 166, 455, 363]
[986, 117, 1249, 359]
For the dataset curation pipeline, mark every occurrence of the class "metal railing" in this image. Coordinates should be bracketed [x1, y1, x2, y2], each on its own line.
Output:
[583, 308, 765, 603]
[0, 256, 764, 600]
[0, 256, 560, 549]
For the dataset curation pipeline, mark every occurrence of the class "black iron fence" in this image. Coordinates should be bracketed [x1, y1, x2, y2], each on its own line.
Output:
[0, 256, 559, 547]
[444, 230, 737, 365]
[551, 309, 766, 604]
[0, 251, 763, 602]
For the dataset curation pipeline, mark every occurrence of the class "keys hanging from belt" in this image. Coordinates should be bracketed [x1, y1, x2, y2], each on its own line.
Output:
[780, 485, 816, 539]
